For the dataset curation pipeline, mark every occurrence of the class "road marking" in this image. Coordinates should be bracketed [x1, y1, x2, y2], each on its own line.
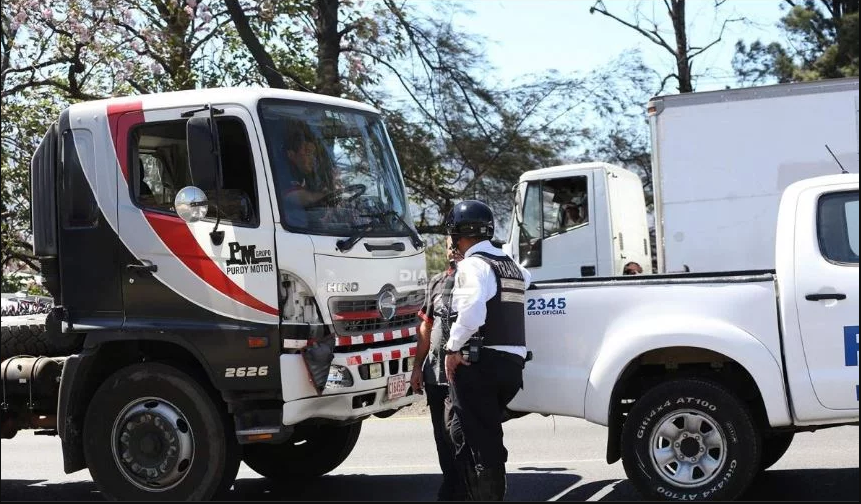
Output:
[586, 479, 622, 501]
[547, 479, 589, 501]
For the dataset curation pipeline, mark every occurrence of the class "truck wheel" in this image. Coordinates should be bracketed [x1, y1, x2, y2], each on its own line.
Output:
[243, 422, 362, 480]
[1, 313, 82, 360]
[621, 378, 761, 501]
[83, 362, 240, 500]
[759, 432, 794, 472]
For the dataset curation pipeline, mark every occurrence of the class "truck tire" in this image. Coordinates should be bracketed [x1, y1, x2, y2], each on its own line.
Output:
[621, 378, 761, 501]
[243, 422, 362, 480]
[759, 432, 794, 472]
[83, 362, 240, 500]
[0, 313, 82, 360]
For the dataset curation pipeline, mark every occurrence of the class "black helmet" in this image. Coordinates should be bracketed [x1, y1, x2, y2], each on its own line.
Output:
[445, 200, 494, 240]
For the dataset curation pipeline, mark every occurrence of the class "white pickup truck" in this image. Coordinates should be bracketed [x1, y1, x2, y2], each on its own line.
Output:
[507, 174, 859, 500]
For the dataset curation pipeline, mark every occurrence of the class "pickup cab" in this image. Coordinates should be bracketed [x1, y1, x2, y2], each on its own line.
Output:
[508, 174, 859, 500]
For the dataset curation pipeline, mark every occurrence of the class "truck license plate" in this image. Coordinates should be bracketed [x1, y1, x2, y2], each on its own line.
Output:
[387, 374, 407, 400]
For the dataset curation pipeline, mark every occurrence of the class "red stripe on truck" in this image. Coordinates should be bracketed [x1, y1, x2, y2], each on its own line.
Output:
[107, 101, 144, 182]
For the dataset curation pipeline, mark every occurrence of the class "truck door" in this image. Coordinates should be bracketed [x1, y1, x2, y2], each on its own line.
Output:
[113, 104, 280, 327]
[795, 188, 859, 409]
[517, 175, 598, 282]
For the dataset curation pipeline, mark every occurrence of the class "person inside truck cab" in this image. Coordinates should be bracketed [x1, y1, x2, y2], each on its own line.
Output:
[281, 127, 333, 207]
[277, 125, 340, 228]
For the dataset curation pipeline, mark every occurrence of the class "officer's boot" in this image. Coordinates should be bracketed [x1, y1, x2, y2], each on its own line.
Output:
[463, 463, 507, 501]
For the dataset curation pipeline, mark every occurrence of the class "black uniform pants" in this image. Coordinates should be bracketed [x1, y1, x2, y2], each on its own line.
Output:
[426, 382, 467, 500]
[446, 348, 524, 500]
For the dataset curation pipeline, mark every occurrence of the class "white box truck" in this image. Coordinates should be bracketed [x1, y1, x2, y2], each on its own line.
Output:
[648, 77, 859, 273]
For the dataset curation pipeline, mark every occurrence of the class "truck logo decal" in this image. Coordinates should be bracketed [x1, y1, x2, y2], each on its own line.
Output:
[226, 241, 273, 275]
[144, 212, 279, 316]
[327, 282, 360, 293]
[845, 325, 858, 401]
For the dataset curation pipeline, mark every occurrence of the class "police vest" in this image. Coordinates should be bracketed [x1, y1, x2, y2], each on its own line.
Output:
[472, 252, 526, 347]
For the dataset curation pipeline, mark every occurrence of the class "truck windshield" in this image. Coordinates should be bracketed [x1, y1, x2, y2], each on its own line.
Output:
[259, 99, 412, 237]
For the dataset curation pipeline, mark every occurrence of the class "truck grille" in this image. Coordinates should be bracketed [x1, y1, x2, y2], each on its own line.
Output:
[328, 290, 424, 339]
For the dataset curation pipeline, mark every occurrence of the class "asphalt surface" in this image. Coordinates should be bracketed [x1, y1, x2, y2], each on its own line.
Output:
[1, 410, 857, 501]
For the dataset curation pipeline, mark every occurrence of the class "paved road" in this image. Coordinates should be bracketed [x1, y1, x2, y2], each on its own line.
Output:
[1, 413, 857, 501]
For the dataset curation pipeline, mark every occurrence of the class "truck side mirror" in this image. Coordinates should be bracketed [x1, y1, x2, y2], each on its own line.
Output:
[186, 116, 220, 191]
[521, 238, 543, 268]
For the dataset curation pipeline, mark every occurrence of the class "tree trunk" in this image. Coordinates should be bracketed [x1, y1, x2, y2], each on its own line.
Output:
[671, 0, 693, 93]
[315, 0, 342, 97]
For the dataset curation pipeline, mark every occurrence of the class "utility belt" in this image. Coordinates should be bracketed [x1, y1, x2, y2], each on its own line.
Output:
[459, 337, 530, 368]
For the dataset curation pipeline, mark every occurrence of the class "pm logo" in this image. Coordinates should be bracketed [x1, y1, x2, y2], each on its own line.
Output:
[226, 241, 273, 275]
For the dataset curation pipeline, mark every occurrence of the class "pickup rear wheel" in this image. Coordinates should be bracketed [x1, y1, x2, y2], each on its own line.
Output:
[83, 362, 240, 500]
[621, 378, 761, 501]
[243, 422, 362, 480]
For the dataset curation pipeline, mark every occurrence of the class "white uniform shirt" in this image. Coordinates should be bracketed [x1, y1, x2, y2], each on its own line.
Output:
[444, 240, 532, 358]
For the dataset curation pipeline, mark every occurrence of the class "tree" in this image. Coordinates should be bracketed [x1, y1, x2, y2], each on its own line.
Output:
[590, 0, 744, 94]
[733, 0, 859, 85]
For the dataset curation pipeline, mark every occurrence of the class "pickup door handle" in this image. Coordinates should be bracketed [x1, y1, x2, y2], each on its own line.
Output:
[127, 260, 158, 274]
[805, 293, 846, 301]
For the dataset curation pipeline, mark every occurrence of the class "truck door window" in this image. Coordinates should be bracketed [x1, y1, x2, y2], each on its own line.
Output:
[817, 191, 859, 264]
[519, 182, 543, 259]
[542, 176, 588, 237]
[130, 118, 258, 226]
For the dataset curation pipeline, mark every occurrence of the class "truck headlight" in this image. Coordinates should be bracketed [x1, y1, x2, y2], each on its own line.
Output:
[326, 365, 354, 388]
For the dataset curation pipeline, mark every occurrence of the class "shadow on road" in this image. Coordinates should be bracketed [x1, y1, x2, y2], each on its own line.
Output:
[554, 467, 859, 501]
[0, 473, 581, 501]
[1, 467, 856, 501]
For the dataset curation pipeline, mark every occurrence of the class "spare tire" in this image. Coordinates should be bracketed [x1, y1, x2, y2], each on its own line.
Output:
[1, 313, 83, 360]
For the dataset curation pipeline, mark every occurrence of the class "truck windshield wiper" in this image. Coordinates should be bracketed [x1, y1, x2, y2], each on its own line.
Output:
[361, 210, 425, 250]
[336, 223, 376, 253]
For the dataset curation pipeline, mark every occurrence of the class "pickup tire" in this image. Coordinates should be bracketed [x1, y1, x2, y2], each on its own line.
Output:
[759, 432, 794, 472]
[621, 378, 761, 501]
[243, 422, 362, 480]
[0, 313, 82, 360]
[83, 362, 240, 500]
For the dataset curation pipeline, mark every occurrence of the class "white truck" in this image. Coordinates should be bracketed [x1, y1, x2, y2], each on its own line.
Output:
[1, 88, 426, 500]
[505, 78, 859, 280]
[507, 173, 859, 500]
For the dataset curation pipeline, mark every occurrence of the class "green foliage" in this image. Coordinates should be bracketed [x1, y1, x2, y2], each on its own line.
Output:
[734, 0, 859, 85]
[2, 0, 659, 291]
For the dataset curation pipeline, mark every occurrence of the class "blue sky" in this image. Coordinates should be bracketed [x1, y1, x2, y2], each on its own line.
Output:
[415, 0, 787, 93]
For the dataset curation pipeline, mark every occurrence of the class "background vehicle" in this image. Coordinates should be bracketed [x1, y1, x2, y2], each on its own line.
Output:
[506, 78, 859, 279]
[1, 88, 426, 500]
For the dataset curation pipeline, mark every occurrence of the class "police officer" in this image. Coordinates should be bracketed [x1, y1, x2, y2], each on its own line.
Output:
[442, 200, 531, 501]
[410, 236, 467, 501]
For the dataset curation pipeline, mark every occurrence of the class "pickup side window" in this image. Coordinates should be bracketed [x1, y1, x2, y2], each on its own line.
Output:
[817, 191, 859, 264]
[129, 117, 259, 226]
[541, 176, 589, 237]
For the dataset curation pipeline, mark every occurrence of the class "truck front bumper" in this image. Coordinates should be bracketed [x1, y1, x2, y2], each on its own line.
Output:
[280, 340, 421, 425]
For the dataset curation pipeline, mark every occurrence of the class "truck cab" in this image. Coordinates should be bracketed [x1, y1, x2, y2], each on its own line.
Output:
[11, 88, 427, 499]
[504, 162, 651, 281]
